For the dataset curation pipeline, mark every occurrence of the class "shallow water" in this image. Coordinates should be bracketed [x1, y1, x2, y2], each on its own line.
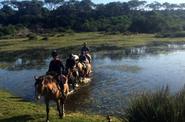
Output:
[1, 44, 185, 116]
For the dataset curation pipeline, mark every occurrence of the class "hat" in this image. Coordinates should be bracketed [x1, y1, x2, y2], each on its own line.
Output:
[51, 50, 58, 57]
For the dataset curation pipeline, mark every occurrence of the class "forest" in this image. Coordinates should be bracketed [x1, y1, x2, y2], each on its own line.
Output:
[0, 0, 185, 36]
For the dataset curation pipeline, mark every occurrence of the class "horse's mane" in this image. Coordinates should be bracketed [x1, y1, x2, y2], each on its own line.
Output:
[44, 75, 54, 82]
[35, 75, 56, 85]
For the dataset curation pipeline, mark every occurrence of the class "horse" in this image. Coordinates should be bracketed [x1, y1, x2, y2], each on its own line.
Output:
[75, 54, 92, 81]
[67, 67, 79, 90]
[34, 74, 69, 122]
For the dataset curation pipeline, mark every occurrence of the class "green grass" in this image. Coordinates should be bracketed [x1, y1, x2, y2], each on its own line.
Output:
[0, 90, 121, 122]
[125, 87, 185, 122]
[156, 31, 185, 38]
[1, 32, 185, 53]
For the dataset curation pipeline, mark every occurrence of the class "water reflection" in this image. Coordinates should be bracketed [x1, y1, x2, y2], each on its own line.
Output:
[1, 43, 185, 116]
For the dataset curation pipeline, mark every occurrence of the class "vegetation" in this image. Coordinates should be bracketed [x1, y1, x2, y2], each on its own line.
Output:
[1, 1, 185, 121]
[125, 87, 185, 122]
[1, 32, 185, 54]
[0, 0, 185, 37]
[156, 31, 185, 38]
[0, 90, 121, 122]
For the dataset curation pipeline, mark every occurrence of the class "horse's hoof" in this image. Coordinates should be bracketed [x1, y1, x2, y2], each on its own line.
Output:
[68, 90, 74, 95]
[59, 114, 63, 119]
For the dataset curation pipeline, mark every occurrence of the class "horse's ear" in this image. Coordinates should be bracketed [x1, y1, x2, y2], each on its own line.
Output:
[34, 76, 38, 80]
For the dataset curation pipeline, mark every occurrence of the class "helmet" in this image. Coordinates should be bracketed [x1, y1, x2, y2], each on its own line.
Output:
[51, 50, 58, 57]
[70, 53, 73, 57]
[83, 42, 87, 46]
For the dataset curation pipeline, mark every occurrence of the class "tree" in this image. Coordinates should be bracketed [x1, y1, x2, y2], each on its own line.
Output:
[147, 1, 162, 11]
[128, 0, 146, 10]
[162, 2, 179, 10]
[44, 0, 64, 10]
[79, 0, 94, 11]
[179, 3, 185, 10]
[0, 5, 16, 25]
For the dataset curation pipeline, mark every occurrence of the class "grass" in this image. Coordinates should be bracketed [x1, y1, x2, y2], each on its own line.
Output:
[0, 90, 121, 122]
[156, 31, 185, 38]
[1, 32, 185, 54]
[125, 87, 185, 122]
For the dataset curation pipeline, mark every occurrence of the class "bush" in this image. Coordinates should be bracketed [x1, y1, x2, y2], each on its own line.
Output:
[27, 33, 38, 40]
[0, 25, 17, 37]
[174, 88, 185, 122]
[41, 36, 48, 41]
[125, 87, 185, 122]
[156, 31, 185, 38]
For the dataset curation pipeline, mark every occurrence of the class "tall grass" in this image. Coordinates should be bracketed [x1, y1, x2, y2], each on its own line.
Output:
[125, 87, 185, 122]
[156, 31, 185, 38]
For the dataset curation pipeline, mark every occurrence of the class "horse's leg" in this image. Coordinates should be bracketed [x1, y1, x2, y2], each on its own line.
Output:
[45, 99, 50, 122]
[86, 64, 91, 77]
[72, 80, 75, 90]
[72, 75, 76, 90]
[76, 70, 80, 83]
[61, 100, 65, 117]
[60, 96, 66, 118]
[57, 100, 62, 118]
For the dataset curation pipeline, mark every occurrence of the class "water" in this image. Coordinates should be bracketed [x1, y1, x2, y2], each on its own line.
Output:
[1, 44, 185, 116]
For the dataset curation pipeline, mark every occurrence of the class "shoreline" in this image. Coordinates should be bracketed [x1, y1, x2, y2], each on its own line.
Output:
[0, 90, 122, 122]
[1, 32, 185, 54]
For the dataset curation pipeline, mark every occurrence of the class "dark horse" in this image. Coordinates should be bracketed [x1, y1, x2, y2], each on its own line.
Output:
[67, 67, 79, 90]
[34, 74, 69, 122]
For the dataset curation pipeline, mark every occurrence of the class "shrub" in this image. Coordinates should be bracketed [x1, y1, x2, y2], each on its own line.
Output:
[42, 36, 49, 41]
[156, 31, 185, 38]
[174, 88, 185, 122]
[125, 87, 174, 122]
[125, 86, 185, 122]
[27, 33, 38, 40]
[0, 25, 17, 37]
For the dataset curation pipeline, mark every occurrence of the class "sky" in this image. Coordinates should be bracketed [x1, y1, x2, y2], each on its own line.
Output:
[92, 0, 185, 4]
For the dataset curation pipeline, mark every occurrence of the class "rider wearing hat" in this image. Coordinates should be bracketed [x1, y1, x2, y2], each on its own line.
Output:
[47, 50, 64, 76]
[80, 42, 91, 63]
[81, 42, 89, 55]
[65, 53, 76, 72]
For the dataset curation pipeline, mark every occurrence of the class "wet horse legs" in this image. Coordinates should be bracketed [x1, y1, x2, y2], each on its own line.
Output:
[57, 100, 63, 118]
[45, 99, 49, 122]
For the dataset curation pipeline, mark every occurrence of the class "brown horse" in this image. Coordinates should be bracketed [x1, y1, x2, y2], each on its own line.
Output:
[34, 74, 69, 122]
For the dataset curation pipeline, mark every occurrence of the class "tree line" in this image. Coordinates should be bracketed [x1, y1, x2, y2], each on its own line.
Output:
[0, 0, 185, 36]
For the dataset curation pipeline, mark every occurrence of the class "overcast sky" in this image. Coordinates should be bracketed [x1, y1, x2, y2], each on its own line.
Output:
[92, 0, 185, 4]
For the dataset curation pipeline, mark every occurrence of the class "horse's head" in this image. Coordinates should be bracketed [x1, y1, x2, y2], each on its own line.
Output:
[34, 76, 44, 100]
[59, 74, 69, 95]
[73, 54, 79, 62]
[34, 75, 53, 100]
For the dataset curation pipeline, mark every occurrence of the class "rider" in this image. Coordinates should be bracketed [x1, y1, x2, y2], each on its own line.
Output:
[47, 50, 64, 77]
[81, 42, 89, 54]
[65, 53, 76, 73]
[80, 42, 91, 63]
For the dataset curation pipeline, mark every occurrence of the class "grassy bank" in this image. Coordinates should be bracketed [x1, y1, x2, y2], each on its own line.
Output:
[0, 90, 121, 122]
[125, 87, 185, 122]
[1, 32, 185, 53]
